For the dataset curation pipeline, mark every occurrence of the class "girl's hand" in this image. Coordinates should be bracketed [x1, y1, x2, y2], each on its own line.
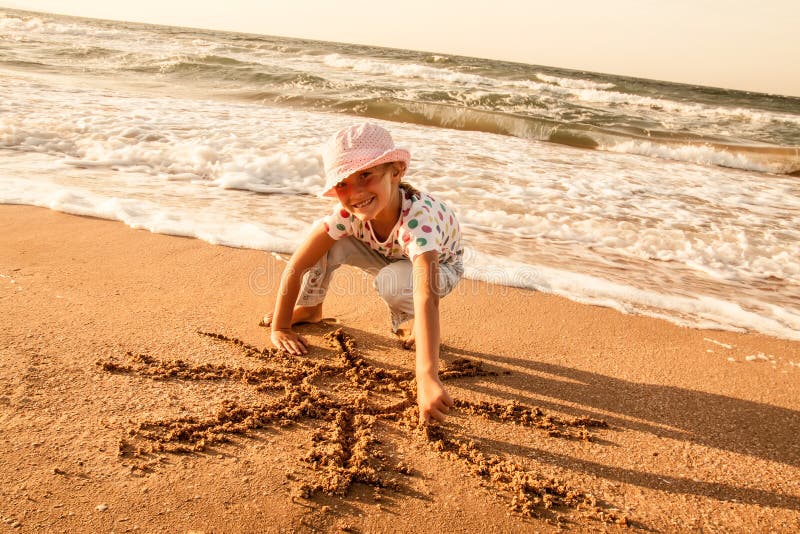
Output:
[417, 372, 454, 423]
[270, 328, 308, 355]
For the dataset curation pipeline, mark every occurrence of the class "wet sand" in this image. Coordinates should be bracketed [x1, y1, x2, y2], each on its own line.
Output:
[1, 204, 799, 532]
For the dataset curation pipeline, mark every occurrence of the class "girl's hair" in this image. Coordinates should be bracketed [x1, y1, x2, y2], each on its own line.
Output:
[399, 181, 419, 197]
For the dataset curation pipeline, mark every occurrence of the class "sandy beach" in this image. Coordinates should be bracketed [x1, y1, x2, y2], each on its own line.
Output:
[1, 204, 799, 533]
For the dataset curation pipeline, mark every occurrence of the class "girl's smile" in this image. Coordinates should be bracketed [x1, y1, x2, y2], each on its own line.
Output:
[351, 196, 376, 210]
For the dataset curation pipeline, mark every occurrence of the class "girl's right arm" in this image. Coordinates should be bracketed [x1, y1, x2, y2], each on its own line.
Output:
[270, 223, 335, 354]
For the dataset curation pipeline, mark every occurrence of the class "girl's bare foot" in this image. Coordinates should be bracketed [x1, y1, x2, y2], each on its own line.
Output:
[260, 304, 323, 327]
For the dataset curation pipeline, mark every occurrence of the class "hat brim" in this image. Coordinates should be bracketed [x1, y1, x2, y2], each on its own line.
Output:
[320, 147, 410, 197]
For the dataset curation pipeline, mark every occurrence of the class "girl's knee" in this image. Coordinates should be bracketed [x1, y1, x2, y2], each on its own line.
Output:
[374, 262, 413, 304]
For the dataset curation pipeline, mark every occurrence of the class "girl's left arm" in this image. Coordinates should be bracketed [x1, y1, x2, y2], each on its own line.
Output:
[412, 250, 455, 423]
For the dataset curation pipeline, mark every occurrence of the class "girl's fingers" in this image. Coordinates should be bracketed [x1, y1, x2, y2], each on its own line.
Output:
[274, 332, 309, 355]
[442, 391, 454, 407]
[428, 407, 446, 422]
[294, 341, 307, 355]
[281, 339, 298, 355]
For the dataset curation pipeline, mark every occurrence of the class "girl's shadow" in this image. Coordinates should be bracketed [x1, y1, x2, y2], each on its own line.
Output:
[296, 323, 800, 511]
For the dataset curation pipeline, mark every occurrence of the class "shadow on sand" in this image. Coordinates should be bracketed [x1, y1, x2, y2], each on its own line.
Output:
[301, 322, 800, 512]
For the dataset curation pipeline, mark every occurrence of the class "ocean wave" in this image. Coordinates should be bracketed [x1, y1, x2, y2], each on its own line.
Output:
[270, 95, 799, 174]
[192, 54, 249, 66]
[247, 71, 330, 89]
[465, 250, 800, 342]
[527, 81, 800, 128]
[319, 53, 800, 131]
[535, 73, 615, 90]
[395, 103, 799, 174]
[604, 140, 800, 175]
[323, 53, 491, 85]
[424, 55, 453, 64]
[125, 54, 248, 74]
[120, 54, 330, 90]
[501, 78, 800, 130]
[52, 45, 118, 59]
[0, 12, 44, 31]
[0, 12, 120, 38]
[0, 59, 51, 70]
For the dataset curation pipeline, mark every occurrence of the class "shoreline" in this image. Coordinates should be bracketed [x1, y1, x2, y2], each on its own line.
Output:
[2, 204, 799, 532]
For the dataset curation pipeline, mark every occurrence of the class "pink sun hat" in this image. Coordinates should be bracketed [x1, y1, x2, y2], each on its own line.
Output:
[320, 123, 410, 197]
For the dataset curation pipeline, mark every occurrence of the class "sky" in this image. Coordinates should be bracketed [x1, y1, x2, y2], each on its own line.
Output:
[3, 0, 799, 97]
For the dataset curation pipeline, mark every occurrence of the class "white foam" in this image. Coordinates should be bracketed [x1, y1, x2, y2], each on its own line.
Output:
[526, 82, 800, 128]
[604, 140, 800, 175]
[0, 174, 300, 253]
[744, 353, 773, 362]
[463, 249, 800, 341]
[322, 54, 490, 86]
[535, 73, 614, 90]
[704, 338, 734, 349]
[0, 12, 120, 38]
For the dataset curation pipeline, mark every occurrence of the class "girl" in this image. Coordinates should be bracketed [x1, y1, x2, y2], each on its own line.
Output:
[263, 123, 463, 423]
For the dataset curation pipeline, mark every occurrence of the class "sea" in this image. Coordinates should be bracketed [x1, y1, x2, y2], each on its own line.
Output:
[2, 9, 799, 341]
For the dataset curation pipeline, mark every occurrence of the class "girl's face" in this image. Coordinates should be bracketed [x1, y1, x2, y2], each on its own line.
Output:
[334, 162, 403, 222]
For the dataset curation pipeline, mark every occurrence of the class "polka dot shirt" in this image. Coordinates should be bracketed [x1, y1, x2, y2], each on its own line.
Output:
[319, 187, 463, 266]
